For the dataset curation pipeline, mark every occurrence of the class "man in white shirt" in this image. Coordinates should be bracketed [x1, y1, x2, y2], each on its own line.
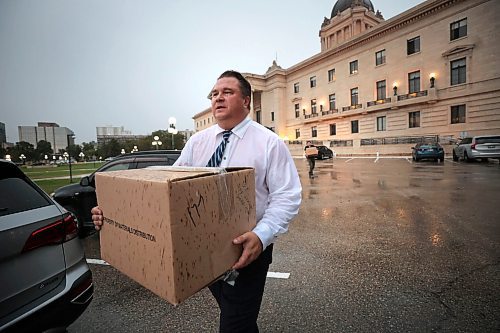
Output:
[92, 70, 301, 332]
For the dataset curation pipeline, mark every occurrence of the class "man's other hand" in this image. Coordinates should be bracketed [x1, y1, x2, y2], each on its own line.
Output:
[232, 231, 263, 270]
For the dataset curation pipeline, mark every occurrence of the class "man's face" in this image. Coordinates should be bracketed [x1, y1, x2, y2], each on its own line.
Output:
[210, 77, 250, 127]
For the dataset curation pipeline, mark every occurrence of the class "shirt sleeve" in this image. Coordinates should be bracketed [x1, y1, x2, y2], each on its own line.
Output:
[173, 138, 193, 166]
[252, 138, 302, 249]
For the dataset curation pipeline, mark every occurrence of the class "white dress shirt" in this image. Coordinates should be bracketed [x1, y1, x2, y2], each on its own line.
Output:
[174, 117, 302, 249]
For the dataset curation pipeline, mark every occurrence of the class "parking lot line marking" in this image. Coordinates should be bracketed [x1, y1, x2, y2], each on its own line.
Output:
[87, 259, 291, 279]
[267, 272, 290, 279]
[345, 158, 355, 163]
[405, 158, 412, 164]
[87, 259, 110, 266]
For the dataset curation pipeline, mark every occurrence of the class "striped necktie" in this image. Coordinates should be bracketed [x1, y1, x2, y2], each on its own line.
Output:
[206, 130, 232, 167]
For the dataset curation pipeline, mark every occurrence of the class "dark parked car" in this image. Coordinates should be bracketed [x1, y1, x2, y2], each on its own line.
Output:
[411, 142, 445, 162]
[0, 160, 93, 332]
[52, 150, 181, 237]
[316, 145, 334, 160]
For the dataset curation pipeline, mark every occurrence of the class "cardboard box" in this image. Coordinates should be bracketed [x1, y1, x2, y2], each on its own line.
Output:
[305, 147, 319, 157]
[95, 167, 256, 305]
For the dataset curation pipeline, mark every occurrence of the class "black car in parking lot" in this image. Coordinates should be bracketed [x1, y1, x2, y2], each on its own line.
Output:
[52, 150, 181, 236]
[315, 146, 334, 160]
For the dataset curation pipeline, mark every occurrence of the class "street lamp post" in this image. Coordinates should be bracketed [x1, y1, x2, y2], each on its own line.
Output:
[168, 117, 177, 149]
[152, 136, 162, 150]
[66, 134, 74, 183]
[20, 154, 26, 165]
[79, 152, 85, 162]
[44, 154, 48, 165]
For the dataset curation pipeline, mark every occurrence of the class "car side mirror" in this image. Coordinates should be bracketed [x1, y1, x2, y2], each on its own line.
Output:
[411, 147, 415, 150]
[80, 176, 91, 187]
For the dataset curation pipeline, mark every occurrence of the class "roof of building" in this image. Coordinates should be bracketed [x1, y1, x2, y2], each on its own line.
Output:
[331, 0, 375, 17]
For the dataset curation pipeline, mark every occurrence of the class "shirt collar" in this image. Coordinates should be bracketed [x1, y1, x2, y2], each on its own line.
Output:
[215, 117, 251, 139]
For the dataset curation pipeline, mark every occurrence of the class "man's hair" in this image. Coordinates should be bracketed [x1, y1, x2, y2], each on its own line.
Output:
[218, 70, 252, 99]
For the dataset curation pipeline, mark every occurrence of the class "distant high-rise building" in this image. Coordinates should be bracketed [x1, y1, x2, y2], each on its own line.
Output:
[18, 123, 74, 153]
[0, 122, 6, 145]
[96, 125, 146, 147]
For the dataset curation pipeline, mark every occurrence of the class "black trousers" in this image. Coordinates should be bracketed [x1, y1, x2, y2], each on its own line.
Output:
[307, 157, 315, 175]
[209, 244, 273, 333]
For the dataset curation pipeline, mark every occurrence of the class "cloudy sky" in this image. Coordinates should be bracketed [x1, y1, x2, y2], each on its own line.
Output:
[0, 0, 424, 144]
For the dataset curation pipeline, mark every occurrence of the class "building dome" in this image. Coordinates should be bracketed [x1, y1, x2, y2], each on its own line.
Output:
[331, 0, 375, 17]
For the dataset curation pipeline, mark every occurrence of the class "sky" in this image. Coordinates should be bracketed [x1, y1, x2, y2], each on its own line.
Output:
[0, 0, 424, 144]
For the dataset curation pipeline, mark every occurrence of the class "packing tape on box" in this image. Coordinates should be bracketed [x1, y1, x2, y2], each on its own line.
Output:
[146, 165, 233, 221]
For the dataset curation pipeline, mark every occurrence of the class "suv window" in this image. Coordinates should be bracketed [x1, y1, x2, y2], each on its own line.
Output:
[476, 136, 500, 144]
[0, 175, 51, 217]
[102, 162, 132, 172]
[460, 138, 472, 144]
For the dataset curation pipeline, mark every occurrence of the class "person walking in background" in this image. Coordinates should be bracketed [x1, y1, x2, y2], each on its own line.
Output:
[92, 70, 302, 332]
[304, 141, 318, 178]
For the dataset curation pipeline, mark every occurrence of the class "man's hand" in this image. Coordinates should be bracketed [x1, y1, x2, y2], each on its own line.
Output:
[91, 206, 104, 231]
[232, 231, 263, 270]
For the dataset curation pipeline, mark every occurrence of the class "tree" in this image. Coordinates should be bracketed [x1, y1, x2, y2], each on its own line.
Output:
[67, 144, 81, 160]
[97, 139, 121, 158]
[9, 141, 36, 162]
[82, 142, 97, 160]
[35, 140, 53, 161]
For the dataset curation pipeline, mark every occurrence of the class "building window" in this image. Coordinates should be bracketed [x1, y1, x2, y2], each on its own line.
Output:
[350, 88, 359, 106]
[450, 18, 467, 41]
[351, 120, 359, 134]
[408, 71, 420, 94]
[377, 116, 387, 131]
[311, 99, 317, 114]
[375, 49, 386, 66]
[451, 105, 466, 124]
[271, 112, 275, 122]
[349, 60, 358, 74]
[329, 94, 336, 110]
[328, 68, 336, 82]
[295, 129, 300, 139]
[409, 111, 420, 128]
[256, 110, 261, 124]
[294, 82, 300, 93]
[407, 36, 420, 55]
[311, 126, 317, 138]
[330, 123, 337, 136]
[376, 80, 386, 100]
[310, 76, 316, 88]
[295, 104, 300, 118]
[451, 58, 466, 85]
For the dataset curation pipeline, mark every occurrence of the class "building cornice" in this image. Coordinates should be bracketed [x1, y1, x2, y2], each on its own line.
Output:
[287, 0, 469, 74]
[192, 107, 211, 119]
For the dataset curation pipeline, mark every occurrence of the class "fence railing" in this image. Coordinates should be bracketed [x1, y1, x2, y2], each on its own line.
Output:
[330, 140, 353, 147]
[360, 135, 440, 146]
[397, 90, 428, 101]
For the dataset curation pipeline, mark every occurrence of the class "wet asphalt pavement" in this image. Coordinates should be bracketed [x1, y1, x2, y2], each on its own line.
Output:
[68, 157, 500, 332]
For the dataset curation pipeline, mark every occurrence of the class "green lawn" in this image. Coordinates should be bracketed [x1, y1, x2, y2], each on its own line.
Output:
[24, 162, 104, 194]
[22, 162, 104, 180]
[34, 178, 79, 194]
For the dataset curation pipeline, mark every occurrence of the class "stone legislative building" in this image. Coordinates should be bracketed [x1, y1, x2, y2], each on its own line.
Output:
[194, 0, 500, 156]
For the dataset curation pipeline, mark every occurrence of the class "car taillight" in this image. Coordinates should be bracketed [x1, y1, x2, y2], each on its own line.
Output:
[471, 143, 476, 150]
[22, 213, 79, 253]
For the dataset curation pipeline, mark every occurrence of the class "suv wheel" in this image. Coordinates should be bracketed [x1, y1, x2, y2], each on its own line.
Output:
[452, 150, 459, 162]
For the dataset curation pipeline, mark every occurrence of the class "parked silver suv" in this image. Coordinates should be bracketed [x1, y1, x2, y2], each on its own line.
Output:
[452, 135, 500, 162]
[0, 160, 93, 332]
